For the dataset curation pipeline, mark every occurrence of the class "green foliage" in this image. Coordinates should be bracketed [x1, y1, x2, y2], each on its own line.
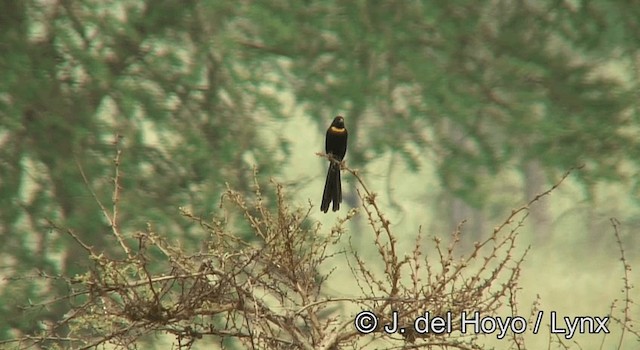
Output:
[0, 0, 284, 339]
[239, 1, 639, 205]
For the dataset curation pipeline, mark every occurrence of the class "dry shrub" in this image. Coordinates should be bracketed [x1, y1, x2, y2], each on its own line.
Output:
[4, 152, 637, 350]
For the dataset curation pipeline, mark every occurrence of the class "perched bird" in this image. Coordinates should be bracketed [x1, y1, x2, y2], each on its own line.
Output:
[321, 116, 348, 213]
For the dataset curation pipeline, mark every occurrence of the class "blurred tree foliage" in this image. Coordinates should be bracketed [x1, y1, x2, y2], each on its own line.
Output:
[0, 0, 284, 339]
[0, 0, 638, 342]
[240, 1, 639, 205]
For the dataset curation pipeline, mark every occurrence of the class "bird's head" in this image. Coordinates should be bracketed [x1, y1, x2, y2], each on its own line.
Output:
[331, 116, 345, 129]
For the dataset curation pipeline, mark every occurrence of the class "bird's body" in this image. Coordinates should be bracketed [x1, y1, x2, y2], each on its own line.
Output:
[321, 116, 348, 213]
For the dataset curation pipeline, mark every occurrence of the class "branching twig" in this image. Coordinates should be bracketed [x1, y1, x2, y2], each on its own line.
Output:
[74, 134, 131, 258]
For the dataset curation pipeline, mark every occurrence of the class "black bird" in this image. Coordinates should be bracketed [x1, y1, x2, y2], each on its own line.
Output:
[321, 116, 348, 213]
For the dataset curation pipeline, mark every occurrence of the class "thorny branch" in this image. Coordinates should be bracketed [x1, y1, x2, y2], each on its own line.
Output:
[4, 153, 636, 350]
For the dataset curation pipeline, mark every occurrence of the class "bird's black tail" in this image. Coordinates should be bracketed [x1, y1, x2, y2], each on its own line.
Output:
[321, 163, 341, 213]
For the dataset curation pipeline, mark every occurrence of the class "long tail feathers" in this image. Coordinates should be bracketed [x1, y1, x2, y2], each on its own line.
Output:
[321, 163, 341, 213]
[333, 168, 341, 211]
